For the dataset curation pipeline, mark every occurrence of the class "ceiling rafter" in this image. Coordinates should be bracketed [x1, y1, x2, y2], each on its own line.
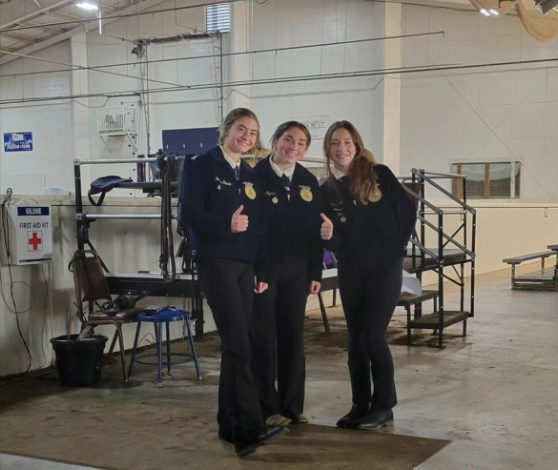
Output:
[0, 31, 43, 45]
[0, 0, 170, 64]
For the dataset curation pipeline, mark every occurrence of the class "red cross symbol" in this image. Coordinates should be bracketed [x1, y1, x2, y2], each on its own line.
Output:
[28, 232, 42, 251]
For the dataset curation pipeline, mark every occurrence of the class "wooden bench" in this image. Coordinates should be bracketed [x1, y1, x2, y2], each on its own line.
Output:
[503, 249, 558, 291]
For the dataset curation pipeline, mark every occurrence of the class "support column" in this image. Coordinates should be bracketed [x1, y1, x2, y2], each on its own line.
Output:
[227, 2, 251, 113]
[70, 30, 91, 185]
[371, 3, 402, 174]
[382, 3, 402, 175]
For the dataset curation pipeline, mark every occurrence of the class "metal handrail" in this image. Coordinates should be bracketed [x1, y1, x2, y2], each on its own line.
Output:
[420, 170, 466, 179]
[416, 214, 475, 258]
[411, 168, 476, 214]
[74, 155, 185, 166]
[409, 239, 438, 260]
[400, 185, 441, 214]
[76, 213, 177, 220]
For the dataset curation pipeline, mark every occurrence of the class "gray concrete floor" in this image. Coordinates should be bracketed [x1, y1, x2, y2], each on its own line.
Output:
[1, 266, 557, 470]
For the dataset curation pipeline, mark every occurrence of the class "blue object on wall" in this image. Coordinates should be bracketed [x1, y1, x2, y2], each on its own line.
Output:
[4, 132, 33, 152]
[162, 127, 219, 156]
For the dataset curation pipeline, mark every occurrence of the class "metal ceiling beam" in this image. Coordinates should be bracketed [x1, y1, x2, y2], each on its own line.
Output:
[0, 0, 169, 66]
[0, 0, 75, 31]
[25, 20, 66, 35]
[0, 32, 42, 45]
[47, 11, 81, 21]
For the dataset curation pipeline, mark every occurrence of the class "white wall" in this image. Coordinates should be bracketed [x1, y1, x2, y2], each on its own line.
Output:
[81, 0, 225, 185]
[248, 0, 386, 157]
[400, 5, 558, 200]
[0, 42, 74, 195]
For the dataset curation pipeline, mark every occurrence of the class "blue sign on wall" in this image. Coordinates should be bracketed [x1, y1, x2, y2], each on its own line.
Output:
[17, 207, 50, 216]
[4, 132, 33, 152]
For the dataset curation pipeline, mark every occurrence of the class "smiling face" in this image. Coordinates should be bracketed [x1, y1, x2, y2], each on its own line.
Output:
[272, 127, 309, 167]
[328, 127, 357, 173]
[223, 116, 259, 158]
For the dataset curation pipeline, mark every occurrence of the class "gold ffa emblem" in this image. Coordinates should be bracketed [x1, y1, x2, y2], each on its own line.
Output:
[368, 186, 382, 203]
[272, 197, 279, 204]
[299, 186, 313, 202]
[244, 182, 256, 200]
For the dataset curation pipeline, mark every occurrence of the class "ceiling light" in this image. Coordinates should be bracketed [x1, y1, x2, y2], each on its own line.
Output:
[480, 8, 491, 16]
[76, 2, 99, 11]
[488, 9, 500, 15]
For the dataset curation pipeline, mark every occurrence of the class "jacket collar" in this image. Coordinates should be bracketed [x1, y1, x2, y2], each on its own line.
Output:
[208, 146, 255, 179]
[269, 155, 296, 179]
[256, 156, 300, 189]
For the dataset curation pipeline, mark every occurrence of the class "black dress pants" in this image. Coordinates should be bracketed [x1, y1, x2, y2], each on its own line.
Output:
[337, 257, 403, 411]
[197, 257, 266, 448]
[250, 262, 309, 420]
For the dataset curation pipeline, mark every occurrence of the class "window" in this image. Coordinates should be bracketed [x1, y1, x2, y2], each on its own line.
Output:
[451, 162, 520, 199]
[206, 3, 232, 33]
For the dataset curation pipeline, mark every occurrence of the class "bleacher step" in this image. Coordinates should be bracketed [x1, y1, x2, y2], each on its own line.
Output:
[409, 311, 469, 329]
[397, 290, 438, 307]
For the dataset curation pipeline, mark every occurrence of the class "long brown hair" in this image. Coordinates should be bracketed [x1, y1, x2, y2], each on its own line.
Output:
[219, 108, 262, 152]
[270, 121, 312, 158]
[323, 120, 378, 205]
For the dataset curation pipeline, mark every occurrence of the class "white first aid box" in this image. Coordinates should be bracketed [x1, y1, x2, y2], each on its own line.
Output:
[1, 205, 53, 265]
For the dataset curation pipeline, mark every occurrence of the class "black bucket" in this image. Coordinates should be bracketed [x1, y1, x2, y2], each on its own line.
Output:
[50, 334, 108, 386]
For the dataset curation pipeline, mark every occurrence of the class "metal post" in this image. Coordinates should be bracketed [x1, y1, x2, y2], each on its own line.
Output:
[471, 211, 477, 316]
[438, 211, 444, 349]
[220, 33, 224, 124]
[74, 164, 84, 251]
[416, 170, 426, 320]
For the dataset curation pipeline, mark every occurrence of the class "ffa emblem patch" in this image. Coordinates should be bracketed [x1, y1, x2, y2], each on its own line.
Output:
[272, 197, 279, 204]
[299, 186, 313, 202]
[368, 186, 382, 203]
[244, 182, 256, 200]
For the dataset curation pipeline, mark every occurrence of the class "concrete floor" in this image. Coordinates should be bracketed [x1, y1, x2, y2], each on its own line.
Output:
[1, 266, 557, 470]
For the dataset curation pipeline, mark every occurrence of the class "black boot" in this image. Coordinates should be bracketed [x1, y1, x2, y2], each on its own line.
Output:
[336, 403, 370, 429]
[235, 426, 289, 458]
[354, 409, 394, 430]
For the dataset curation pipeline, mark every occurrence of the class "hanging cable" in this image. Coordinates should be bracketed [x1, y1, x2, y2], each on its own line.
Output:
[0, 190, 33, 373]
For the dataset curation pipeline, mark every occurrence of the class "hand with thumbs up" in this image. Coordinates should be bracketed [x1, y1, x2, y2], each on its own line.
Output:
[320, 213, 333, 241]
[231, 205, 249, 233]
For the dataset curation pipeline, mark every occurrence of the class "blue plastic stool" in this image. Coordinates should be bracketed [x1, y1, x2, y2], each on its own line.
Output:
[128, 309, 201, 386]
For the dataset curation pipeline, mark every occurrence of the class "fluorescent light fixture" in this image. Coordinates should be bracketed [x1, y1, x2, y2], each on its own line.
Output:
[480, 8, 491, 16]
[489, 9, 500, 15]
[76, 2, 99, 11]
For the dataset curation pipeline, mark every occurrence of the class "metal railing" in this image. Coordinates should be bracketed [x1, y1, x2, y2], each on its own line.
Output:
[399, 169, 477, 347]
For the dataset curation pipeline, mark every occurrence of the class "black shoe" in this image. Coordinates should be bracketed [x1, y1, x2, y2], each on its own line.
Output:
[235, 426, 289, 458]
[336, 403, 370, 429]
[218, 434, 234, 448]
[354, 409, 394, 430]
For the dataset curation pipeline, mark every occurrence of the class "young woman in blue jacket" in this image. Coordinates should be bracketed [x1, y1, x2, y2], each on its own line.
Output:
[320, 121, 416, 431]
[249, 121, 329, 428]
[180, 108, 287, 457]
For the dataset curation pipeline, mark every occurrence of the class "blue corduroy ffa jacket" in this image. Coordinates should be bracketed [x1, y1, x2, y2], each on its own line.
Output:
[255, 156, 323, 283]
[179, 146, 269, 282]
